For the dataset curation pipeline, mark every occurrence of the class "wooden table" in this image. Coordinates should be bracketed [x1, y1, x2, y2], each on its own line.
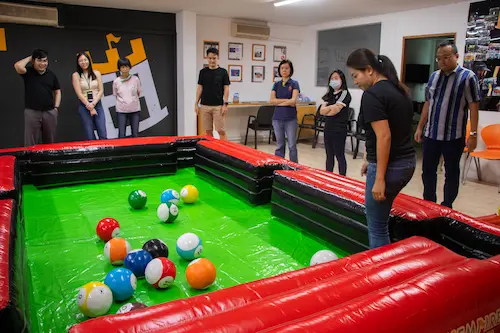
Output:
[197, 101, 317, 142]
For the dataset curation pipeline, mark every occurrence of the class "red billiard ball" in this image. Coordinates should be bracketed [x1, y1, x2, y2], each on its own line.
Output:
[96, 218, 120, 242]
[145, 257, 176, 289]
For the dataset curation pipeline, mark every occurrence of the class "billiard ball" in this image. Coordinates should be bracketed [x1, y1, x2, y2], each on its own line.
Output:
[180, 185, 199, 204]
[77, 281, 113, 318]
[157, 202, 178, 223]
[104, 237, 131, 265]
[116, 302, 148, 314]
[96, 218, 120, 242]
[104, 268, 137, 301]
[124, 249, 153, 278]
[160, 189, 180, 205]
[128, 190, 147, 209]
[142, 239, 169, 258]
[176, 233, 203, 261]
[145, 257, 176, 289]
[186, 258, 216, 290]
[310, 250, 338, 266]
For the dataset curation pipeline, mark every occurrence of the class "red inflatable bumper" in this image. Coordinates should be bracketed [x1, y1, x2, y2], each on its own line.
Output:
[0, 137, 498, 333]
[68, 237, 488, 333]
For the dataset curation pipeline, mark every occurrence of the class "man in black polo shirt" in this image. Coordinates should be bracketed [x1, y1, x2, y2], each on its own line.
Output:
[14, 49, 61, 146]
[195, 48, 230, 140]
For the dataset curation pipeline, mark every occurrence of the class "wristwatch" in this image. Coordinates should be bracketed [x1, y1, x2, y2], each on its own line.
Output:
[469, 131, 477, 137]
[224, 102, 229, 106]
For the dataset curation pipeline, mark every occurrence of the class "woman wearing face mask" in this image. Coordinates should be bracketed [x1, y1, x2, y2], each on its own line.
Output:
[319, 70, 351, 175]
[346, 49, 416, 249]
[72, 52, 107, 140]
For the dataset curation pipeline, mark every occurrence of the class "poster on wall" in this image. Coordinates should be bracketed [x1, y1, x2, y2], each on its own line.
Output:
[0, 22, 176, 147]
[228, 64, 243, 82]
[465, 0, 500, 111]
[273, 46, 287, 62]
[204, 40, 220, 58]
[252, 65, 265, 82]
[228, 42, 243, 60]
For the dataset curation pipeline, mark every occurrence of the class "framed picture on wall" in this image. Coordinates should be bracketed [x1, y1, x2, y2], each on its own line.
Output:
[273, 46, 287, 62]
[203, 40, 220, 58]
[252, 65, 265, 82]
[228, 64, 243, 82]
[228, 42, 243, 60]
[252, 44, 266, 61]
[273, 66, 280, 82]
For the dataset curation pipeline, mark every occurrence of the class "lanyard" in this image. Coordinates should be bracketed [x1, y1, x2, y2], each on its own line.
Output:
[83, 73, 92, 90]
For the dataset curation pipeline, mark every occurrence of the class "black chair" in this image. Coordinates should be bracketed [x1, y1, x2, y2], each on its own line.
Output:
[297, 105, 325, 148]
[244, 105, 275, 149]
[345, 107, 356, 153]
[348, 111, 366, 159]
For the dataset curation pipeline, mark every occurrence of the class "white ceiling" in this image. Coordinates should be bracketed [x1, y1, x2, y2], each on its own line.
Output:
[43, 0, 468, 26]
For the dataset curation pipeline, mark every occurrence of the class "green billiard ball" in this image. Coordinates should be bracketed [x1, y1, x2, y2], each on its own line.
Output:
[128, 190, 147, 209]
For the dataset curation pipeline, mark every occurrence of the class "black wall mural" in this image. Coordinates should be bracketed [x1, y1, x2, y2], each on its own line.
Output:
[0, 4, 177, 148]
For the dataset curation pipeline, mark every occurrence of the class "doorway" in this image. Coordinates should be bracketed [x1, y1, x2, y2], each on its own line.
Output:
[401, 33, 456, 105]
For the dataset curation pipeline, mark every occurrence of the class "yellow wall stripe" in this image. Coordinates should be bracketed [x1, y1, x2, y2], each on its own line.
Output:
[0, 28, 6, 51]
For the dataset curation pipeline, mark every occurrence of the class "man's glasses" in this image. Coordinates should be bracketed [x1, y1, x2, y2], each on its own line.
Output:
[436, 54, 454, 62]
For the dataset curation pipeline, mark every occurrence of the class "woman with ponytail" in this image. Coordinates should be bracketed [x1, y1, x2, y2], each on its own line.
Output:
[346, 48, 416, 249]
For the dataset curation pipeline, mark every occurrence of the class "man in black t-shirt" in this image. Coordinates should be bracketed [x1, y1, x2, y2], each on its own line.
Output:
[14, 49, 61, 146]
[195, 48, 230, 140]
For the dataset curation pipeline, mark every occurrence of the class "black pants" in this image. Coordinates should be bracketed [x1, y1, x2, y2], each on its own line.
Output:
[422, 137, 465, 208]
[324, 130, 347, 175]
[117, 111, 140, 138]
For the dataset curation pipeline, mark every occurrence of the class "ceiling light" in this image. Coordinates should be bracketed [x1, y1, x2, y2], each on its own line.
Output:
[274, 0, 304, 7]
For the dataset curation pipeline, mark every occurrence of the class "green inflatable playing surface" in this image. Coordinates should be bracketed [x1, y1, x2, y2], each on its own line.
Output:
[22, 168, 349, 333]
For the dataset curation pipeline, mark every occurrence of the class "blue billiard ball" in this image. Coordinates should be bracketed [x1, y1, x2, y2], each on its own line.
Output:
[160, 189, 180, 205]
[104, 268, 137, 301]
[124, 249, 153, 278]
[176, 233, 203, 261]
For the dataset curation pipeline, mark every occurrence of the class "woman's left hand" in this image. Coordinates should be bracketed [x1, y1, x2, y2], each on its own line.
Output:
[372, 179, 386, 202]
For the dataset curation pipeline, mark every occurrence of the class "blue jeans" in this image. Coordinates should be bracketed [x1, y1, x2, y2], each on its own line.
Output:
[78, 101, 107, 140]
[365, 156, 416, 249]
[117, 111, 140, 138]
[272, 119, 298, 163]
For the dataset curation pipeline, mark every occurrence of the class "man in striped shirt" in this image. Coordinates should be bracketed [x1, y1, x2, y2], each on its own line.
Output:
[414, 41, 480, 209]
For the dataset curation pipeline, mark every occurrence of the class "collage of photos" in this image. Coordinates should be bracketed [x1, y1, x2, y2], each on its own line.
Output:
[465, 0, 500, 110]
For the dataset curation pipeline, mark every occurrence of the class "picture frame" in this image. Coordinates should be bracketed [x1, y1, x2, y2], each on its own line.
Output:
[228, 42, 243, 60]
[273, 66, 280, 82]
[203, 40, 220, 59]
[228, 64, 243, 82]
[252, 65, 265, 83]
[252, 44, 266, 61]
[273, 46, 287, 62]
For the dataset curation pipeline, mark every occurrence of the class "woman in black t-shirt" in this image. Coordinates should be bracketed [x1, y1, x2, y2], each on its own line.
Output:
[346, 48, 416, 249]
[319, 70, 351, 176]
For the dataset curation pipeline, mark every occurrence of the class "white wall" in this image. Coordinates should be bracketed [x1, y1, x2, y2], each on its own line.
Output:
[176, 11, 198, 136]
[196, 16, 308, 102]
[297, 1, 499, 185]
[300, 1, 472, 113]
[189, 4, 500, 184]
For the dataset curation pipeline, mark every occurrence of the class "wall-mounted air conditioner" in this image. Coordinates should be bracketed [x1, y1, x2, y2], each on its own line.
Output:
[0, 2, 58, 27]
[231, 20, 270, 40]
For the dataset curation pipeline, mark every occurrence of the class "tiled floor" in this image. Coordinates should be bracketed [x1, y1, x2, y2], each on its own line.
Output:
[252, 141, 499, 218]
